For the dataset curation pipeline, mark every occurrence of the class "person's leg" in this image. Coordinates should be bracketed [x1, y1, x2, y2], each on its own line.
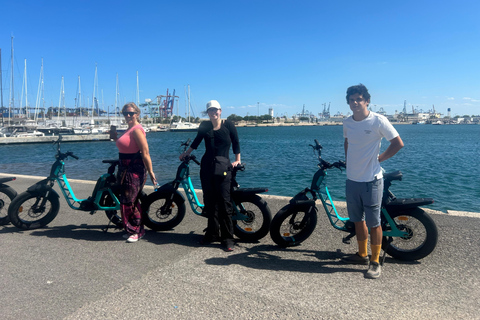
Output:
[364, 178, 384, 264]
[121, 160, 146, 239]
[216, 173, 234, 248]
[364, 179, 384, 279]
[343, 180, 369, 263]
[354, 221, 369, 257]
[200, 168, 220, 241]
[369, 226, 382, 263]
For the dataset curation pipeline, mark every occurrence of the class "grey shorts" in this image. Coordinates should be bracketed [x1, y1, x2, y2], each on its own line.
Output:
[346, 178, 383, 228]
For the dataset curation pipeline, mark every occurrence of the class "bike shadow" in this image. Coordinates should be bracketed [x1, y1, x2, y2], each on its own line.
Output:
[1, 223, 208, 247]
[204, 244, 366, 274]
[0, 223, 128, 242]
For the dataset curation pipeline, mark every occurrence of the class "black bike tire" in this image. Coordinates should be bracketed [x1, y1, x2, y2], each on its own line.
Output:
[270, 204, 318, 247]
[0, 186, 17, 225]
[8, 191, 60, 230]
[141, 190, 186, 231]
[232, 194, 272, 242]
[382, 207, 438, 261]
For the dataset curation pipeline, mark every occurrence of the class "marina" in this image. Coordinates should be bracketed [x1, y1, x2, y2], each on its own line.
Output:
[0, 133, 110, 145]
[0, 124, 478, 213]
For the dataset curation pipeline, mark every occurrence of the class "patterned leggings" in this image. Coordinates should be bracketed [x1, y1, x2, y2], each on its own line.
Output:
[118, 158, 146, 236]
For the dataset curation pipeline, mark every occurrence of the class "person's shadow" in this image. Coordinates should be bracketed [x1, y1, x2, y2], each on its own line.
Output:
[204, 244, 367, 274]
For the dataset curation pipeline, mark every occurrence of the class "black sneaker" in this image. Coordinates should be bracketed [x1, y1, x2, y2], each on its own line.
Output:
[341, 253, 369, 265]
[224, 239, 235, 252]
[365, 262, 382, 279]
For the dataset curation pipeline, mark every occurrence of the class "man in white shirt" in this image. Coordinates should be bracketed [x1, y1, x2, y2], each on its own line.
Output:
[342, 84, 404, 279]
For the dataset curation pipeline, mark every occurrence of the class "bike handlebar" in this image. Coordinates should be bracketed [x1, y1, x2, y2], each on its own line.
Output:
[180, 139, 245, 172]
[66, 151, 79, 160]
[310, 139, 345, 171]
[52, 135, 78, 160]
[181, 139, 191, 151]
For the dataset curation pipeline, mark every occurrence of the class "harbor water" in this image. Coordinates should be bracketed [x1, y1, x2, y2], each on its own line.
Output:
[0, 124, 478, 213]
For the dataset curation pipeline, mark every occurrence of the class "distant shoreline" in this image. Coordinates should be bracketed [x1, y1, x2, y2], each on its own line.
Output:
[233, 121, 478, 127]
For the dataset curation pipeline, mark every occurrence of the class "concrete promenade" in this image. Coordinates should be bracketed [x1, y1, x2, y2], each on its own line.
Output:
[1, 174, 479, 319]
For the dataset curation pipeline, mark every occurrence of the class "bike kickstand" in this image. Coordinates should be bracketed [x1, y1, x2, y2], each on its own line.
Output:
[381, 249, 388, 266]
[381, 238, 393, 266]
[103, 219, 115, 233]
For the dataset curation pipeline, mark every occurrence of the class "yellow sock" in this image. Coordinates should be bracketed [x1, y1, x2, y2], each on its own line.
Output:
[357, 239, 368, 257]
[371, 244, 382, 264]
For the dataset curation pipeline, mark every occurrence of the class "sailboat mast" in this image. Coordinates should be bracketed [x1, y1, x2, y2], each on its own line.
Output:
[62, 77, 66, 125]
[23, 59, 28, 119]
[35, 59, 44, 123]
[92, 64, 97, 124]
[9, 36, 14, 125]
[0, 48, 3, 114]
[188, 84, 190, 122]
[115, 73, 119, 125]
[78, 76, 82, 124]
[57, 77, 63, 122]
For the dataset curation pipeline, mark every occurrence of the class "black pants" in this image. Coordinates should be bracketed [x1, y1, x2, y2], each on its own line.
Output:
[200, 166, 234, 241]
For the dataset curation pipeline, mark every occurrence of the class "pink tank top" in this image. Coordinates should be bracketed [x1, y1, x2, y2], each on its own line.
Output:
[116, 124, 145, 153]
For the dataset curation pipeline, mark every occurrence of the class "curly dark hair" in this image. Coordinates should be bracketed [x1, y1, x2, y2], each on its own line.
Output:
[346, 84, 371, 104]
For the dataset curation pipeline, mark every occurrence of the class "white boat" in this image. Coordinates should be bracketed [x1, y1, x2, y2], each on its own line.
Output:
[0, 125, 45, 137]
[73, 125, 109, 135]
[170, 120, 199, 132]
[170, 85, 199, 132]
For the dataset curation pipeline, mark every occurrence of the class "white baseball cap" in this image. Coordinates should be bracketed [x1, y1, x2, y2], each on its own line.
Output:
[206, 100, 221, 111]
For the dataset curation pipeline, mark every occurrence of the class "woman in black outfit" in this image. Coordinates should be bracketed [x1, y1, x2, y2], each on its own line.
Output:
[180, 100, 241, 251]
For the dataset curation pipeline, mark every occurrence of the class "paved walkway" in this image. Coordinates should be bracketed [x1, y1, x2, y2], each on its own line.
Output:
[1, 174, 479, 319]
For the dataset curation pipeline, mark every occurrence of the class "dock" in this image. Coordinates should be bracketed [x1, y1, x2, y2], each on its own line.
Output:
[0, 134, 111, 145]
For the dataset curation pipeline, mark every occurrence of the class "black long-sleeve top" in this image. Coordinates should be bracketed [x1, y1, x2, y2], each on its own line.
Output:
[190, 120, 240, 160]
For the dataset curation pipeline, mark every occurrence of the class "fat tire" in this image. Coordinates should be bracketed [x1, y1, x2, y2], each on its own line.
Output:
[8, 191, 60, 230]
[270, 204, 317, 247]
[232, 194, 272, 242]
[141, 190, 186, 231]
[382, 208, 438, 261]
[0, 186, 17, 225]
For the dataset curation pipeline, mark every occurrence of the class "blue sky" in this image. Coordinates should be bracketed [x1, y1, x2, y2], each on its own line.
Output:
[1, 0, 479, 118]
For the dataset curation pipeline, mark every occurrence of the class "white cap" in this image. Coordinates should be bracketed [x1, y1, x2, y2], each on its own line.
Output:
[206, 100, 221, 111]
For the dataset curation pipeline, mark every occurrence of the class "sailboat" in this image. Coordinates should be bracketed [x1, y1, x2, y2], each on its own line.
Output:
[170, 85, 199, 132]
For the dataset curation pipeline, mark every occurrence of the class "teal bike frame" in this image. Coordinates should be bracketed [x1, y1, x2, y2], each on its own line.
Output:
[309, 168, 407, 238]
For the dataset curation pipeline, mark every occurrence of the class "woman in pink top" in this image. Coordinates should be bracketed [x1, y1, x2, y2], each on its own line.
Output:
[111, 102, 157, 243]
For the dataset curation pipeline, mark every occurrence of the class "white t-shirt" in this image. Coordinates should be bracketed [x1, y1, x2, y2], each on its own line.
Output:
[343, 112, 399, 182]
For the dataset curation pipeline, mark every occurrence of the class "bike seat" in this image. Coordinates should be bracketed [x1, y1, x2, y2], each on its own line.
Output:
[102, 160, 119, 165]
[0, 177, 16, 183]
[384, 171, 402, 182]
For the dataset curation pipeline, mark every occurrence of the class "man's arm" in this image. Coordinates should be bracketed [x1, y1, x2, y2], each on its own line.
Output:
[378, 136, 404, 163]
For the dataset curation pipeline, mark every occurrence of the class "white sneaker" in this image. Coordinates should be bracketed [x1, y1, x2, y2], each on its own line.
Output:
[126, 233, 143, 243]
[365, 262, 382, 279]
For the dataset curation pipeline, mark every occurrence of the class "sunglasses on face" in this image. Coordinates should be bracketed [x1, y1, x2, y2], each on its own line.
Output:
[123, 111, 136, 117]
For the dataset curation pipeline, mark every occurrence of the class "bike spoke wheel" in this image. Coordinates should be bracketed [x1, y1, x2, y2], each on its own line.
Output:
[270, 204, 317, 247]
[233, 195, 272, 242]
[142, 190, 186, 231]
[8, 192, 60, 230]
[383, 208, 438, 261]
[0, 186, 17, 225]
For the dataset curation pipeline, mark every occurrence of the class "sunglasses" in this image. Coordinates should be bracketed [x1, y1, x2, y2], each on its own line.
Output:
[122, 111, 137, 117]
